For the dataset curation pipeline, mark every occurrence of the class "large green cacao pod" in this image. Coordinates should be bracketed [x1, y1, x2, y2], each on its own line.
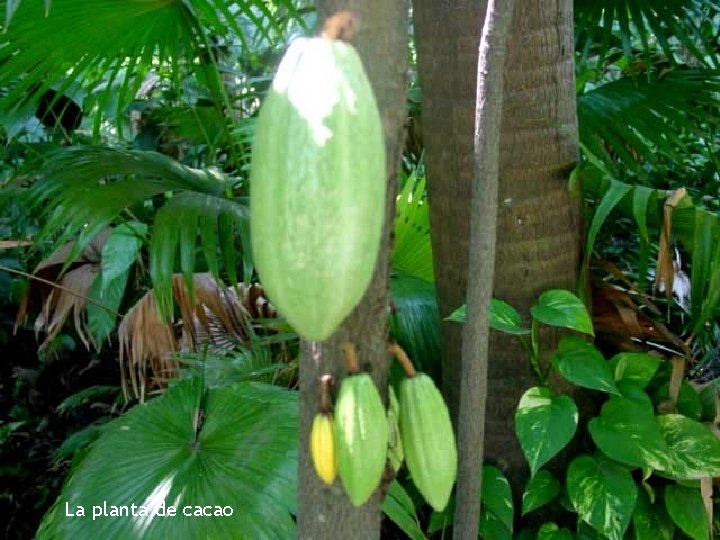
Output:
[334, 373, 388, 506]
[399, 373, 457, 511]
[249, 37, 386, 341]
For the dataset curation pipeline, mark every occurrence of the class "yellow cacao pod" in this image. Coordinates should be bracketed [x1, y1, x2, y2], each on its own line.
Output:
[399, 373, 457, 511]
[310, 412, 337, 485]
[249, 37, 386, 341]
[334, 373, 388, 506]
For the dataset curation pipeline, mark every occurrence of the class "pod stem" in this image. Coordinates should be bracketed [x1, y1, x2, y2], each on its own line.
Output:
[387, 341, 416, 378]
[319, 374, 333, 414]
[342, 341, 360, 374]
[320, 11, 358, 42]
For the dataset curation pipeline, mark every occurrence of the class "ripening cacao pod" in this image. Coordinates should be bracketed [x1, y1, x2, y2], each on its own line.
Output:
[399, 373, 457, 511]
[310, 412, 337, 485]
[334, 373, 388, 506]
[249, 37, 386, 341]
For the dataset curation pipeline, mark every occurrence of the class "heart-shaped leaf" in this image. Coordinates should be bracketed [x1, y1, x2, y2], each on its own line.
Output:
[551, 337, 618, 394]
[515, 387, 578, 475]
[665, 484, 709, 540]
[588, 386, 670, 470]
[530, 289, 594, 335]
[567, 455, 637, 540]
[522, 470, 560, 515]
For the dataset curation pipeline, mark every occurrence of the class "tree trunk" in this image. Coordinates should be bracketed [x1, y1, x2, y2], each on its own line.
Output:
[296, 3, 408, 539]
[413, 0, 488, 423]
[454, 1, 514, 537]
[414, 0, 580, 493]
[486, 0, 579, 491]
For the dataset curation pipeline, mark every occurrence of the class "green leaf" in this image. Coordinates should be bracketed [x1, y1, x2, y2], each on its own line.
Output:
[382, 481, 426, 540]
[481, 465, 513, 533]
[588, 385, 670, 470]
[392, 171, 434, 282]
[522, 470, 560, 515]
[37, 379, 298, 539]
[567, 455, 637, 540]
[698, 378, 719, 422]
[445, 304, 467, 323]
[515, 386, 578, 475]
[633, 488, 674, 540]
[652, 382, 703, 421]
[489, 298, 530, 335]
[581, 180, 631, 282]
[551, 336, 618, 394]
[530, 290, 594, 336]
[101, 223, 146, 292]
[444, 298, 530, 335]
[537, 522, 573, 540]
[87, 268, 128, 346]
[608, 352, 662, 389]
[658, 414, 720, 479]
[389, 272, 441, 382]
[478, 511, 511, 540]
[664, 484, 710, 540]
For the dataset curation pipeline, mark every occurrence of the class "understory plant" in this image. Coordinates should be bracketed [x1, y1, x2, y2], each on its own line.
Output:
[440, 290, 720, 539]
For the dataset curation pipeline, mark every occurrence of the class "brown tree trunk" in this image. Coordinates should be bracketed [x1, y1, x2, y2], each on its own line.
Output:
[487, 0, 579, 491]
[414, 0, 580, 493]
[454, 1, 514, 537]
[296, 3, 408, 539]
[413, 0, 488, 423]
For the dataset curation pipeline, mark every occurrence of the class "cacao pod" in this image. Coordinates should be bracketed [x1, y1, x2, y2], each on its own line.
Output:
[310, 412, 337, 485]
[335, 373, 388, 506]
[249, 37, 386, 341]
[387, 385, 404, 472]
[399, 373, 457, 511]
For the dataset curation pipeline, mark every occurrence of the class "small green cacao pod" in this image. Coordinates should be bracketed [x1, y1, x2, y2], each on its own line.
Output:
[335, 373, 388, 506]
[250, 37, 386, 341]
[399, 373, 457, 511]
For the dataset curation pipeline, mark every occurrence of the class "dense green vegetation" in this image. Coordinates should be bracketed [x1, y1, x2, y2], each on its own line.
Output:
[1, 0, 720, 538]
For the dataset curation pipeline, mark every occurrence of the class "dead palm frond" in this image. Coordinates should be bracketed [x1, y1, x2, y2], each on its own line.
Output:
[15, 228, 113, 351]
[118, 273, 275, 401]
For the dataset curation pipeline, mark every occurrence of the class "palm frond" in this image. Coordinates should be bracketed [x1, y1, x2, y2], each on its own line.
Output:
[575, 0, 720, 67]
[150, 192, 249, 315]
[38, 378, 298, 539]
[392, 169, 434, 283]
[389, 271, 441, 383]
[26, 146, 237, 268]
[582, 167, 720, 335]
[0, 0, 308, 136]
[578, 69, 720, 175]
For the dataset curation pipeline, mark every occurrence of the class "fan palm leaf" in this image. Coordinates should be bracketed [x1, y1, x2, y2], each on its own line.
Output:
[37, 377, 298, 539]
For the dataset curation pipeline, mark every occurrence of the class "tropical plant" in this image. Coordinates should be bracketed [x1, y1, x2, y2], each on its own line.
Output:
[448, 289, 720, 539]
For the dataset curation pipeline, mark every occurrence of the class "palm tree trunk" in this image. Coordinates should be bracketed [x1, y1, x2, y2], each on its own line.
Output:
[454, 1, 515, 537]
[415, 0, 580, 494]
[413, 0, 489, 423]
[296, 3, 408, 539]
[487, 0, 580, 491]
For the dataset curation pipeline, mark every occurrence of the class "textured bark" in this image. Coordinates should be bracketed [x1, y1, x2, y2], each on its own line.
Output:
[296, 3, 408, 539]
[487, 0, 580, 491]
[413, 0, 488, 423]
[415, 0, 580, 493]
[453, 1, 514, 537]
